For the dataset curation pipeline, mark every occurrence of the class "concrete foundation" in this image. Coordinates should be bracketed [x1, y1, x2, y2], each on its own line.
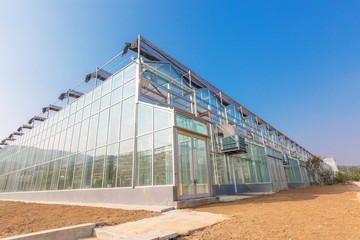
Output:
[245, 183, 273, 192]
[0, 186, 176, 206]
[2, 223, 95, 240]
[288, 182, 307, 188]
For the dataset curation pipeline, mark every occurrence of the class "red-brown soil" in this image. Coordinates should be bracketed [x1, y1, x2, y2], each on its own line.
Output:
[0, 201, 159, 238]
[179, 183, 360, 240]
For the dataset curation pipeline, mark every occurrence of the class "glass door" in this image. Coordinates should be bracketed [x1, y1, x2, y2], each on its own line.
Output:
[178, 131, 210, 199]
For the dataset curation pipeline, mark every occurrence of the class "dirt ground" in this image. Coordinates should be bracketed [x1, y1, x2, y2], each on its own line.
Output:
[179, 183, 360, 240]
[0, 201, 159, 238]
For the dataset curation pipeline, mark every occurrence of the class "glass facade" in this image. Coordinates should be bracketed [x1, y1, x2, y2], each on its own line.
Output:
[0, 43, 317, 198]
[0, 62, 173, 192]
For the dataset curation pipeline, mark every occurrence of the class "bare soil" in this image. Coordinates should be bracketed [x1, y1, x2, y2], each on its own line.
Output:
[179, 183, 360, 240]
[0, 201, 159, 238]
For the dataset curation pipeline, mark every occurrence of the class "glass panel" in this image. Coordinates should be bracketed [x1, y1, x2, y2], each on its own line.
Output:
[92, 147, 105, 188]
[112, 71, 123, 89]
[178, 133, 194, 196]
[136, 134, 152, 186]
[72, 153, 84, 189]
[102, 79, 112, 96]
[46, 161, 54, 190]
[75, 109, 83, 123]
[100, 94, 111, 111]
[91, 99, 100, 115]
[77, 96, 85, 110]
[194, 137, 209, 194]
[87, 114, 99, 150]
[78, 119, 89, 152]
[154, 108, 171, 130]
[63, 126, 73, 156]
[120, 97, 135, 139]
[57, 157, 68, 190]
[68, 114, 75, 127]
[71, 123, 81, 153]
[84, 91, 93, 106]
[111, 86, 122, 105]
[50, 159, 61, 190]
[137, 104, 153, 135]
[93, 85, 102, 100]
[96, 109, 109, 147]
[117, 139, 133, 187]
[104, 143, 118, 188]
[82, 150, 94, 188]
[124, 63, 136, 82]
[176, 114, 192, 130]
[123, 79, 135, 99]
[108, 103, 122, 143]
[154, 129, 173, 185]
[83, 105, 91, 119]
[65, 155, 76, 189]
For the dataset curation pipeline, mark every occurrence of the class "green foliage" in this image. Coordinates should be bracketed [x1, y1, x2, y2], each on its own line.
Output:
[337, 165, 360, 182]
[334, 172, 349, 184]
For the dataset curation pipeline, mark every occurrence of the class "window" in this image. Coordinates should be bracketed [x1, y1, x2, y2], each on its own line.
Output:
[92, 147, 105, 188]
[136, 134, 152, 186]
[104, 143, 118, 188]
[154, 129, 173, 185]
[117, 139, 133, 187]
[108, 103, 122, 144]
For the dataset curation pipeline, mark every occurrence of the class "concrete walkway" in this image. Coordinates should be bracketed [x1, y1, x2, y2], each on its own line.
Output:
[94, 210, 227, 240]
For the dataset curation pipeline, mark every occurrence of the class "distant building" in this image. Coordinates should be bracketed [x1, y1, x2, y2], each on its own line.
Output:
[323, 157, 339, 174]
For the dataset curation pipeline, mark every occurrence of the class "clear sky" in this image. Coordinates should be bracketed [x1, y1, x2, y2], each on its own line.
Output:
[0, 0, 359, 166]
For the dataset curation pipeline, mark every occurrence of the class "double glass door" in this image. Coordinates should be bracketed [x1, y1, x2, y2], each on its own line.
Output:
[177, 131, 210, 199]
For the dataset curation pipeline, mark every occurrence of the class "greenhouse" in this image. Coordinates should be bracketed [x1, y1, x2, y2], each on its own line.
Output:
[0, 36, 317, 206]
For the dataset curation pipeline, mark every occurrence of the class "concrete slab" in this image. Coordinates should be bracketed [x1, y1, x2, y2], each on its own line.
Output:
[0, 199, 173, 213]
[219, 192, 275, 202]
[94, 209, 227, 240]
[1, 223, 95, 240]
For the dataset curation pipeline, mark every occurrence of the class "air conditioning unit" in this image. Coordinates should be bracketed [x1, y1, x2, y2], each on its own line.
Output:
[220, 135, 247, 153]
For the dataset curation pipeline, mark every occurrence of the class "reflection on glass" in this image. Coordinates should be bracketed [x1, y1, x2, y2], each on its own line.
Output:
[120, 97, 135, 139]
[136, 134, 152, 186]
[154, 108, 171, 130]
[111, 87, 122, 105]
[92, 147, 105, 188]
[72, 153, 84, 189]
[104, 143, 118, 188]
[112, 71, 123, 89]
[82, 151, 94, 189]
[178, 133, 194, 196]
[123, 79, 135, 99]
[154, 129, 173, 185]
[137, 104, 153, 135]
[65, 155, 76, 189]
[87, 114, 99, 150]
[117, 139, 133, 187]
[108, 103, 121, 143]
[97, 109, 109, 147]
[124, 63, 136, 82]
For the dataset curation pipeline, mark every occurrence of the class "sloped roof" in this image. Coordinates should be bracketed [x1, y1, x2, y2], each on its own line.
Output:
[125, 35, 312, 156]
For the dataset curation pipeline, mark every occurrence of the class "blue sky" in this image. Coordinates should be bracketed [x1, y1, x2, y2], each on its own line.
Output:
[0, 0, 359, 165]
